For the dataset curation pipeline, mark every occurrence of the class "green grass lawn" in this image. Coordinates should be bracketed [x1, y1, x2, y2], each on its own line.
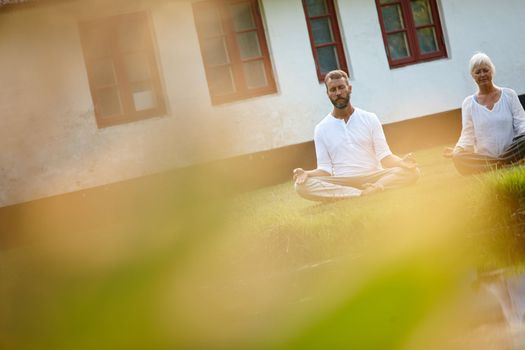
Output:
[2, 146, 525, 350]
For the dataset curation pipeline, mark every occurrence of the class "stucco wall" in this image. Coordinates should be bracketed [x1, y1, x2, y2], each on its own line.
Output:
[1, 0, 525, 206]
[336, 0, 525, 123]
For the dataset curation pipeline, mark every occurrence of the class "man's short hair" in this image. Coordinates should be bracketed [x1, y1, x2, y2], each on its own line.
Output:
[324, 70, 350, 86]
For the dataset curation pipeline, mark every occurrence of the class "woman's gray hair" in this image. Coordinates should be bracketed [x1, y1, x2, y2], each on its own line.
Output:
[469, 52, 496, 75]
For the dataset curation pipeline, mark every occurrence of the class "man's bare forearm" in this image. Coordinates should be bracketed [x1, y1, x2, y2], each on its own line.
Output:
[381, 154, 417, 169]
[381, 154, 403, 168]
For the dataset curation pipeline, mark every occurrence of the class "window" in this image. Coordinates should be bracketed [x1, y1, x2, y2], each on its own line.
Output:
[302, 0, 348, 81]
[376, 0, 447, 68]
[79, 12, 166, 128]
[193, 0, 276, 105]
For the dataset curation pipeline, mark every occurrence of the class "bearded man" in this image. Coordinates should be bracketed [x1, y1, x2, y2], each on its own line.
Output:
[293, 70, 420, 201]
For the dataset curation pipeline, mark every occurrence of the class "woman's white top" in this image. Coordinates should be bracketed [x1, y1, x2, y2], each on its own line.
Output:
[456, 88, 525, 157]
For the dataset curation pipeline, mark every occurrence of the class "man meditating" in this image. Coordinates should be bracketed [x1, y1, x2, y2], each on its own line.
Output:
[293, 70, 419, 201]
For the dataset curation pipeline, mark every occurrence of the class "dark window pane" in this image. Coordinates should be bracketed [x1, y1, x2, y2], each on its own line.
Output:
[416, 27, 438, 54]
[236, 31, 262, 59]
[118, 18, 148, 52]
[243, 60, 267, 89]
[131, 81, 157, 111]
[387, 32, 410, 59]
[230, 2, 255, 31]
[411, 0, 433, 26]
[91, 58, 116, 86]
[196, 4, 223, 37]
[317, 45, 339, 74]
[124, 53, 151, 82]
[208, 66, 236, 96]
[311, 18, 334, 45]
[202, 37, 230, 66]
[305, 0, 328, 17]
[97, 88, 122, 117]
[381, 5, 405, 32]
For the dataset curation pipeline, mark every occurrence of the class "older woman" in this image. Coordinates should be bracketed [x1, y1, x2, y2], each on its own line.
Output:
[444, 53, 525, 174]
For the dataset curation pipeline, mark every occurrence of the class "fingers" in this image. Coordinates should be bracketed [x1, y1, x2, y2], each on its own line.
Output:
[442, 147, 454, 158]
[293, 168, 307, 184]
[292, 168, 300, 181]
[403, 152, 416, 162]
[401, 153, 418, 168]
[297, 173, 308, 184]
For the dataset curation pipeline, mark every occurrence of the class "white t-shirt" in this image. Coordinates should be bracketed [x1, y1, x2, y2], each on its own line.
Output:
[314, 108, 392, 176]
[456, 88, 525, 157]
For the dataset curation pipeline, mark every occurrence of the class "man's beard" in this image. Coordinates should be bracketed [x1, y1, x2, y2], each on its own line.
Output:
[330, 95, 350, 109]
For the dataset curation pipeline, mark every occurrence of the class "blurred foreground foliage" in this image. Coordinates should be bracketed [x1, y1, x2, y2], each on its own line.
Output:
[1, 147, 525, 349]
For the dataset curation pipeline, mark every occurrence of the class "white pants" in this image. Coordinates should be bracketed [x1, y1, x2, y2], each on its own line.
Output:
[295, 167, 420, 201]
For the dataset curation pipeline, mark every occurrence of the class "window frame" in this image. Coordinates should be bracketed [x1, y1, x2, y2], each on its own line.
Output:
[375, 0, 447, 68]
[193, 0, 277, 105]
[302, 0, 348, 82]
[78, 11, 166, 128]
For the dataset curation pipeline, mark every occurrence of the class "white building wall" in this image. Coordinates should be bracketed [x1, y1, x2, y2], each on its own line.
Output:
[1, 0, 524, 206]
[332, 0, 525, 123]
